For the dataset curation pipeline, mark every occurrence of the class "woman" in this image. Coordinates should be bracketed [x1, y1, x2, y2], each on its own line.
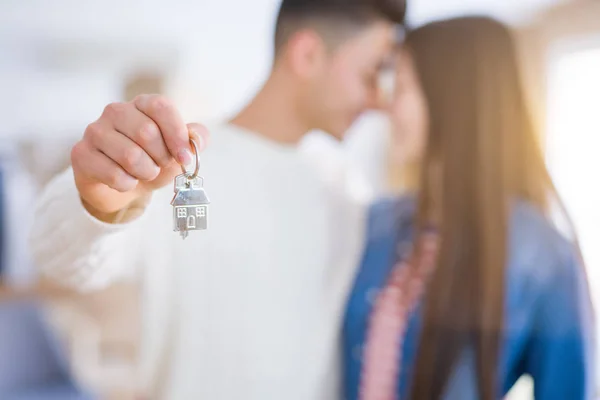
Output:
[343, 16, 595, 400]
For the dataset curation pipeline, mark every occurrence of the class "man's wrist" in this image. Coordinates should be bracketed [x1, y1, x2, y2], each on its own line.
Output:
[81, 192, 152, 224]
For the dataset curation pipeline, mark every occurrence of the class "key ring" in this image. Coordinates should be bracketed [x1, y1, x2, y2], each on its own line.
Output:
[181, 137, 200, 180]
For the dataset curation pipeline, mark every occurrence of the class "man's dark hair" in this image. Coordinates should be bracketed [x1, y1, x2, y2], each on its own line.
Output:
[274, 0, 406, 54]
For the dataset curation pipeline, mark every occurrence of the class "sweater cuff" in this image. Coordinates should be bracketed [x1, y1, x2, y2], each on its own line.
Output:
[57, 168, 151, 232]
[31, 167, 150, 290]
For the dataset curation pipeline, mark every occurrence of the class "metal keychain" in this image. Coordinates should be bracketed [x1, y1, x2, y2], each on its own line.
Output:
[170, 138, 210, 239]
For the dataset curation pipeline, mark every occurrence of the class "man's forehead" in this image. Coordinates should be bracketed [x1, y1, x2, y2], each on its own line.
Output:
[376, 26, 405, 69]
[379, 23, 405, 59]
[394, 24, 406, 47]
[379, 22, 405, 47]
[381, 25, 406, 65]
[351, 21, 397, 45]
[334, 22, 404, 63]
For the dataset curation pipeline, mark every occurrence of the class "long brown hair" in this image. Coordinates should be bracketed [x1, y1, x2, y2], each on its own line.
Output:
[401, 16, 573, 399]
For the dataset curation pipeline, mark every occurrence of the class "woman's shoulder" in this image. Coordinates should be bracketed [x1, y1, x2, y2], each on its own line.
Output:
[365, 196, 581, 279]
[508, 201, 582, 291]
[511, 201, 575, 258]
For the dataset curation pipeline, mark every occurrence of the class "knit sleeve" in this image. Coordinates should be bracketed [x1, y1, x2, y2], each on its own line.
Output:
[29, 167, 151, 291]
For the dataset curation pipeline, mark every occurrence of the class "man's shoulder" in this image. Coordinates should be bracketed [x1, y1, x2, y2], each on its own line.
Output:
[197, 122, 248, 164]
[299, 134, 374, 205]
[202, 121, 236, 144]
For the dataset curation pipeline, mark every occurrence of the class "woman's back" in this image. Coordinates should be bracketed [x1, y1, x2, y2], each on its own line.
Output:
[343, 195, 594, 399]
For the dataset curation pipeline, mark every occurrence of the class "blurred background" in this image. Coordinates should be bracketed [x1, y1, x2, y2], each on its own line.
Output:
[0, 0, 598, 399]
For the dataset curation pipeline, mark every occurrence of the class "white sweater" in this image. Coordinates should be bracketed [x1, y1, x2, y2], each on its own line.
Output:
[30, 124, 370, 400]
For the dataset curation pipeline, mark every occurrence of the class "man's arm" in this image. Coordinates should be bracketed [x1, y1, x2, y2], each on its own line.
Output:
[30, 167, 149, 291]
[30, 94, 209, 291]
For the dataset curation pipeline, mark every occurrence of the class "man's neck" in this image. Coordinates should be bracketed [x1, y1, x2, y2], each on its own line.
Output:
[230, 72, 309, 145]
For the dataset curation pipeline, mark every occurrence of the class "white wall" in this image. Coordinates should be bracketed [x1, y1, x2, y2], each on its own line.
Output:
[0, 0, 565, 140]
[0, 0, 281, 139]
[546, 41, 600, 384]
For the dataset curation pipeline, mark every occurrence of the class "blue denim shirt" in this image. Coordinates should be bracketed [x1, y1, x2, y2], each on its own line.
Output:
[343, 196, 595, 399]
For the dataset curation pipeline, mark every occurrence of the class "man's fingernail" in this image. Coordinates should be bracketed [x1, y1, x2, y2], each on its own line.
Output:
[135, 95, 148, 109]
[152, 163, 161, 176]
[177, 149, 193, 165]
[124, 174, 139, 186]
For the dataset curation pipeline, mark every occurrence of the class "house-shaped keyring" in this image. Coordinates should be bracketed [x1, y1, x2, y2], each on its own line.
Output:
[171, 174, 210, 234]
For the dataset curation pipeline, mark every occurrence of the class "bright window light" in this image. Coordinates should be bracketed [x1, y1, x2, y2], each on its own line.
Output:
[546, 44, 600, 378]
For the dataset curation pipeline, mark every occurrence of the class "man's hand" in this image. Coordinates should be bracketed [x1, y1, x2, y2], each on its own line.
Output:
[71, 94, 209, 218]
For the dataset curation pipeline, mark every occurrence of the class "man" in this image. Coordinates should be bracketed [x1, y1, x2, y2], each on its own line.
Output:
[31, 0, 406, 398]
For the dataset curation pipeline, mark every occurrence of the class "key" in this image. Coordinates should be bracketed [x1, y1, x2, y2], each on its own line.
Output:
[171, 174, 210, 239]
[170, 137, 210, 239]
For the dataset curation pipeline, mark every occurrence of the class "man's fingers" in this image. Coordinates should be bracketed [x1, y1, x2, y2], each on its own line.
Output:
[133, 94, 192, 166]
[84, 123, 161, 182]
[72, 141, 138, 193]
[103, 102, 172, 168]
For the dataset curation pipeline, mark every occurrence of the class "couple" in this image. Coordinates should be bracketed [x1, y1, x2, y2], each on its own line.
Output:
[32, 0, 593, 399]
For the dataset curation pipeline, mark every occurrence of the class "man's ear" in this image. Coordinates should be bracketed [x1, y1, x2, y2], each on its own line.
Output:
[285, 29, 327, 79]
